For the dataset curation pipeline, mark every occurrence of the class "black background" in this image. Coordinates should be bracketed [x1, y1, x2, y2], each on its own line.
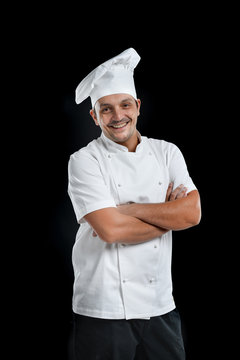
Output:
[5, 5, 235, 359]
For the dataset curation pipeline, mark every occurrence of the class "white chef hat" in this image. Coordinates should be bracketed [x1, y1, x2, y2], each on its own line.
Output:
[75, 48, 141, 107]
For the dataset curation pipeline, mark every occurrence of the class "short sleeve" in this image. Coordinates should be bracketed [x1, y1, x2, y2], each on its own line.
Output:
[167, 143, 197, 193]
[68, 152, 116, 223]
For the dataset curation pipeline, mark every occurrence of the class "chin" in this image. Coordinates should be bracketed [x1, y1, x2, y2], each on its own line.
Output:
[112, 132, 131, 143]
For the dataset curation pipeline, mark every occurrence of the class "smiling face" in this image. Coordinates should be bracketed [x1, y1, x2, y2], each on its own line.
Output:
[90, 93, 141, 152]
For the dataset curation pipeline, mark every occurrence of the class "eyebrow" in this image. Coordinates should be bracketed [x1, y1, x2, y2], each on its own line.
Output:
[121, 98, 135, 103]
[99, 98, 134, 108]
[99, 103, 112, 108]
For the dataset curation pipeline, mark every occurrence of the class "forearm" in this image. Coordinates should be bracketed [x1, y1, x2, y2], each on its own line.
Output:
[84, 208, 168, 245]
[118, 190, 201, 231]
[121, 201, 191, 230]
[110, 214, 168, 244]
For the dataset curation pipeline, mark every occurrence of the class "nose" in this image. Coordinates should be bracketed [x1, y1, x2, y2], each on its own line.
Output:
[112, 108, 122, 121]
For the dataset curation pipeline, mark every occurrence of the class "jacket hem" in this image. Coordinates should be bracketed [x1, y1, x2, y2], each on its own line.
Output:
[73, 302, 176, 320]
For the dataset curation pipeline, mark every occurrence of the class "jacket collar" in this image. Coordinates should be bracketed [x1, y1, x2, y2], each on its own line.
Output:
[101, 131, 144, 154]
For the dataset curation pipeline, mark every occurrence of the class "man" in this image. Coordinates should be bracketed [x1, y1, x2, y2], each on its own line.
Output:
[68, 48, 201, 360]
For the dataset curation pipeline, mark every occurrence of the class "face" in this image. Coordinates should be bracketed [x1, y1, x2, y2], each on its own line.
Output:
[90, 93, 141, 150]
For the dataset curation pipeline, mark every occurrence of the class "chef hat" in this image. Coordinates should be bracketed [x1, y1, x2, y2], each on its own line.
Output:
[75, 48, 140, 107]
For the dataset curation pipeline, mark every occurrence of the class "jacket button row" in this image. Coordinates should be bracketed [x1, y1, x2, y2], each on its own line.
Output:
[123, 279, 155, 283]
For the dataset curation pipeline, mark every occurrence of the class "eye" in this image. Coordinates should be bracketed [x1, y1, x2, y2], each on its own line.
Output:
[102, 107, 111, 113]
[122, 103, 130, 108]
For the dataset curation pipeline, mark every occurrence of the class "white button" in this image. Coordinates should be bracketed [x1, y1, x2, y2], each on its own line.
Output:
[118, 184, 121, 187]
[154, 245, 157, 249]
[123, 279, 126, 283]
[158, 181, 162, 185]
[108, 154, 111, 158]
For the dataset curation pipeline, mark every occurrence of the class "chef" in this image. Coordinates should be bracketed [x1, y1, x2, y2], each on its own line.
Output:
[68, 48, 201, 360]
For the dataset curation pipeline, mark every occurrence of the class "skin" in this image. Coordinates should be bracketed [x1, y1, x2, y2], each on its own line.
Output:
[117, 187, 201, 231]
[86, 93, 201, 244]
[90, 93, 141, 152]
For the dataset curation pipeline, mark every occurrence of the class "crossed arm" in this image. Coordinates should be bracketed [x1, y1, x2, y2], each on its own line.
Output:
[84, 183, 201, 245]
[118, 186, 201, 231]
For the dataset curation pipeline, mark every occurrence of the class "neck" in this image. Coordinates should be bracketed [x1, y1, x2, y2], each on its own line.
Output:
[117, 130, 139, 152]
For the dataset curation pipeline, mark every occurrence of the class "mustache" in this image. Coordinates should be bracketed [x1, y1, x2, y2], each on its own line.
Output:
[107, 117, 131, 127]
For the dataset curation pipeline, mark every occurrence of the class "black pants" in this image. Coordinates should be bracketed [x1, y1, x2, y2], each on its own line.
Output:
[71, 309, 185, 360]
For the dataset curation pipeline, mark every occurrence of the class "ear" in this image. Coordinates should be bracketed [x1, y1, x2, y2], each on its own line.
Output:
[137, 99, 141, 116]
[90, 109, 99, 126]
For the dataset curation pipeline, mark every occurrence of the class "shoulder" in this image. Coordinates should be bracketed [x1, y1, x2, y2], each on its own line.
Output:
[143, 137, 185, 168]
[144, 137, 179, 155]
[68, 137, 105, 175]
[69, 136, 103, 162]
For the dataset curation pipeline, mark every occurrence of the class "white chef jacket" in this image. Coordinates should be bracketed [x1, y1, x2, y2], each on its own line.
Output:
[68, 132, 197, 320]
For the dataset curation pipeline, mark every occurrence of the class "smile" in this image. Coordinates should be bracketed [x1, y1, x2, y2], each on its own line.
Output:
[109, 121, 130, 129]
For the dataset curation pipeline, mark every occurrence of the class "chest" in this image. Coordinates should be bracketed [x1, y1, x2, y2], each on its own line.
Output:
[99, 147, 169, 205]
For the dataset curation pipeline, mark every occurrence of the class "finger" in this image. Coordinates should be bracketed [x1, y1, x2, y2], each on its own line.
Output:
[165, 182, 173, 202]
[169, 184, 184, 201]
[178, 186, 187, 197]
[182, 187, 188, 197]
[172, 186, 188, 200]
[179, 187, 188, 198]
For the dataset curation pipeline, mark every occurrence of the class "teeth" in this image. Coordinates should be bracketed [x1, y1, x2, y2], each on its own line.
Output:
[112, 123, 127, 128]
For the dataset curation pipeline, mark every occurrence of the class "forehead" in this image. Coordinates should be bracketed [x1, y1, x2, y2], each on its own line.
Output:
[97, 93, 135, 107]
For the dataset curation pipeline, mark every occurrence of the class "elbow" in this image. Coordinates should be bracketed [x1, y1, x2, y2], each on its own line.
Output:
[85, 208, 123, 244]
[98, 227, 119, 244]
[195, 207, 202, 225]
[189, 203, 202, 227]
[187, 191, 202, 227]
[101, 234, 115, 244]
[99, 216, 129, 244]
[189, 212, 201, 227]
